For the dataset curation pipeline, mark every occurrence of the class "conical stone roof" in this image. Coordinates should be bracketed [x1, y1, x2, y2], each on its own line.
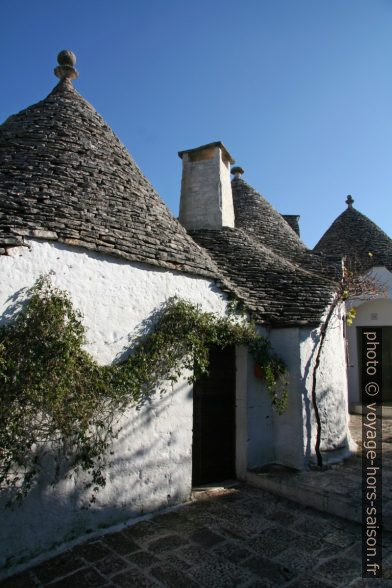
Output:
[0, 56, 216, 278]
[231, 177, 340, 281]
[314, 197, 392, 272]
[190, 177, 342, 327]
[190, 227, 337, 326]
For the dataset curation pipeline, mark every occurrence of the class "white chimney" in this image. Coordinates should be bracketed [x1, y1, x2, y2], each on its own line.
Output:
[178, 142, 235, 230]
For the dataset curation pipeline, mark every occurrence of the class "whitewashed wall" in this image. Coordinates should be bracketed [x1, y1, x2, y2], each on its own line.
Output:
[0, 240, 228, 363]
[235, 338, 275, 476]
[346, 266, 392, 405]
[0, 239, 356, 573]
[237, 308, 353, 472]
[0, 239, 228, 572]
[268, 307, 354, 470]
[298, 305, 355, 466]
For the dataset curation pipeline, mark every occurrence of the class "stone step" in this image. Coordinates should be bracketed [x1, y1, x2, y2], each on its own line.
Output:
[246, 468, 392, 531]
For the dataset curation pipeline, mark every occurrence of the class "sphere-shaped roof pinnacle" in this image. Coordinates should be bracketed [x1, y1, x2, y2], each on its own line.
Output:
[346, 195, 354, 208]
[54, 50, 79, 81]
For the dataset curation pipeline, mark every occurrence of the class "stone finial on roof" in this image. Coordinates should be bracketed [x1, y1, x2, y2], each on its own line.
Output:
[346, 194, 354, 208]
[231, 166, 244, 179]
[54, 50, 79, 81]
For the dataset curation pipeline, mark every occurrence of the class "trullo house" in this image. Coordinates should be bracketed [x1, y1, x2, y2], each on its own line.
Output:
[0, 51, 354, 572]
[315, 195, 392, 411]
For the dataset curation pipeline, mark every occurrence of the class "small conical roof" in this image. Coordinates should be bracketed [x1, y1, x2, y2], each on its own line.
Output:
[190, 176, 342, 327]
[0, 54, 216, 278]
[231, 176, 338, 280]
[314, 197, 392, 272]
[232, 177, 306, 254]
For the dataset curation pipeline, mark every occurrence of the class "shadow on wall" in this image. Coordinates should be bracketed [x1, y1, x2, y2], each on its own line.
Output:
[0, 378, 192, 573]
[0, 286, 30, 325]
[114, 302, 167, 363]
[301, 326, 353, 467]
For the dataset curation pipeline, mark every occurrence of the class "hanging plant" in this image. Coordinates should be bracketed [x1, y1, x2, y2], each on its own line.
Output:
[249, 338, 288, 414]
[0, 277, 288, 504]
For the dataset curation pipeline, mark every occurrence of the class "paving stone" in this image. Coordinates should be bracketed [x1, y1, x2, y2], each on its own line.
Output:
[242, 555, 296, 583]
[95, 554, 131, 577]
[263, 508, 296, 525]
[291, 514, 336, 539]
[314, 542, 346, 561]
[323, 529, 359, 548]
[248, 526, 298, 557]
[345, 541, 365, 561]
[103, 532, 139, 555]
[4, 481, 391, 587]
[0, 572, 37, 587]
[157, 552, 192, 570]
[48, 567, 107, 587]
[182, 509, 222, 528]
[287, 575, 335, 587]
[150, 564, 199, 587]
[241, 581, 273, 588]
[147, 534, 186, 553]
[349, 578, 392, 587]
[70, 540, 112, 562]
[315, 557, 362, 583]
[126, 550, 160, 569]
[112, 568, 159, 587]
[381, 531, 392, 549]
[32, 552, 85, 583]
[211, 509, 273, 538]
[122, 521, 167, 544]
[212, 524, 246, 542]
[155, 512, 198, 534]
[212, 540, 254, 563]
[175, 543, 217, 566]
[189, 558, 254, 587]
[189, 527, 226, 548]
[273, 546, 318, 574]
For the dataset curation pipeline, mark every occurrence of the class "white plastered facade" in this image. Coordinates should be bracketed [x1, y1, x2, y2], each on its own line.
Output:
[0, 239, 354, 574]
[0, 239, 229, 571]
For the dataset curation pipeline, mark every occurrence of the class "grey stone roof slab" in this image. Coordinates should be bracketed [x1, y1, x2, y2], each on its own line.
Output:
[191, 227, 337, 327]
[0, 78, 218, 279]
[232, 178, 342, 281]
[189, 178, 342, 326]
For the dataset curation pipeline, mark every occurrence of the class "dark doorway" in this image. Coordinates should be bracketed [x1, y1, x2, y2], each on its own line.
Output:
[192, 345, 236, 486]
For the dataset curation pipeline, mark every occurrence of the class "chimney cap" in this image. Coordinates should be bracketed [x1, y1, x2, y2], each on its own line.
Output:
[178, 141, 235, 163]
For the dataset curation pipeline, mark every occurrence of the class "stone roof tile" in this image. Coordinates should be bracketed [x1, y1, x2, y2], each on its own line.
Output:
[190, 177, 340, 326]
[191, 227, 338, 327]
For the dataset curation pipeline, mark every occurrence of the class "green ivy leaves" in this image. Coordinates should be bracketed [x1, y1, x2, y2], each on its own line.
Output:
[0, 278, 287, 504]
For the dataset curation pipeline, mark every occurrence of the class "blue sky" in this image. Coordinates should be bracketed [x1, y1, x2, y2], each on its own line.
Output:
[1, 0, 391, 247]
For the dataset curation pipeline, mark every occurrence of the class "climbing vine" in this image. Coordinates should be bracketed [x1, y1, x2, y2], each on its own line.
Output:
[0, 277, 287, 504]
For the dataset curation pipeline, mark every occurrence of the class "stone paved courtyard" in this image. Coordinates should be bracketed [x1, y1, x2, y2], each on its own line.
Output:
[2, 415, 392, 587]
[2, 482, 392, 588]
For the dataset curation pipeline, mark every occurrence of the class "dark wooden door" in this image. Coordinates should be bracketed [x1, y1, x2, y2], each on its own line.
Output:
[192, 345, 236, 485]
